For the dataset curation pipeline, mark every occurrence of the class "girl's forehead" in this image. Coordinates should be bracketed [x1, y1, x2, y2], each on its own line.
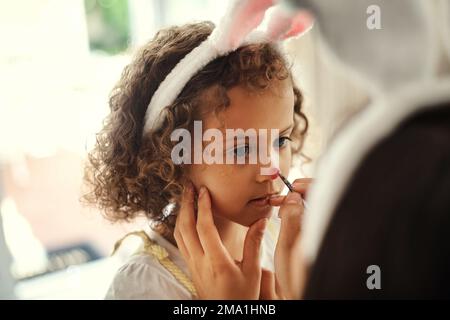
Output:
[203, 79, 295, 131]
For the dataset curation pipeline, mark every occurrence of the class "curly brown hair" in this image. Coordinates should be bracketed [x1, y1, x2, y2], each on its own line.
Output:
[82, 21, 308, 243]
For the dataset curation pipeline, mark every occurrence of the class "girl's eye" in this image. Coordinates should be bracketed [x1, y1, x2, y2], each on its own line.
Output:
[274, 136, 292, 150]
[233, 145, 251, 157]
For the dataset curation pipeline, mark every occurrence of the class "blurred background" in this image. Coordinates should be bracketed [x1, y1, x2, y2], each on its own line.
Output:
[0, 0, 331, 299]
[0, 0, 233, 299]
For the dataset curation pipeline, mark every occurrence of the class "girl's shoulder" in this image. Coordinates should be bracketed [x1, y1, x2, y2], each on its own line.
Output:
[105, 253, 191, 300]
[105, 230, 194, 300]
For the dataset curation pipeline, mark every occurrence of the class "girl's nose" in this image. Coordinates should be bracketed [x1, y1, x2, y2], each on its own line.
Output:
[256, 166, 279, 183]
[270, 168, 280, 180]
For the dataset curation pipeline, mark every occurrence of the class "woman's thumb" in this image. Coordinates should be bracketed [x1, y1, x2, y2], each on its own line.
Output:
[242, 218, 267, 275]
[278, 192, 303, 248]
[260, 268, 277, 300]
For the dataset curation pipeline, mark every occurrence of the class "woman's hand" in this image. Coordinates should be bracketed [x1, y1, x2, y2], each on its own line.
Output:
[268, 178, 312, 206]
[267, 178, 313, 299]
[174, 183, 268, 299]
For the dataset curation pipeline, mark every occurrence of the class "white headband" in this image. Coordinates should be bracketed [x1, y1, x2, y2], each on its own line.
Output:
[142, 0, 313, 135]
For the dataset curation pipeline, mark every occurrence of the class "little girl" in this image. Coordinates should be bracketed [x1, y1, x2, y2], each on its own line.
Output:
[83, 1, 312, 299]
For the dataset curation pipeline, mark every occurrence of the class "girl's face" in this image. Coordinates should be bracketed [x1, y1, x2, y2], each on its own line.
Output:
[188, 79, 295, 226]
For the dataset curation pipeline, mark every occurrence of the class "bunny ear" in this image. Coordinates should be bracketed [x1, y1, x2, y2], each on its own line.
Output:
[282, 10, 314, 39]
[211, 0, 275, 53]
[263, 6, 314, 41]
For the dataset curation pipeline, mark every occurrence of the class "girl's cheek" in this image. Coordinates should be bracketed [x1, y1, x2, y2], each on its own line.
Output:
[218, 163, 254, 177]
[201, 162, 234, 178]
[188, 164, 220, 191]
[279, 148, 292, 169]
[219, 165, 234, 177]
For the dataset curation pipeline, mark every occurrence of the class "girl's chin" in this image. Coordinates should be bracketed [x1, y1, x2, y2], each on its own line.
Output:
[212, 205, 274, 227]
[242, 204, 274, 226]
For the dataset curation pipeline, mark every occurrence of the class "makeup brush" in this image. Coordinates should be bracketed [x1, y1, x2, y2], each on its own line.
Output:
[275, 170, 309, 210]
[277, 171, 294, 193]
[268, 169, 293, 191]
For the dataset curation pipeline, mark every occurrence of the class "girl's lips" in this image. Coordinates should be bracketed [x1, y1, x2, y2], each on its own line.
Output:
[248, 196, 276, 218]
[248, 193, 280, 207]
[248, 196, 270, 207]
[250, 197, 269, 207]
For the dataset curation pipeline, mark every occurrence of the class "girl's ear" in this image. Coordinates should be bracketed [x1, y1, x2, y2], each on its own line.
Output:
[212, 0, 275, 52]
[264, 7, 314, 41]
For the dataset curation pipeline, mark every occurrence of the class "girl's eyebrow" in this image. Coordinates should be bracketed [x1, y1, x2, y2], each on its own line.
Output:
[223, 124, 295, 144]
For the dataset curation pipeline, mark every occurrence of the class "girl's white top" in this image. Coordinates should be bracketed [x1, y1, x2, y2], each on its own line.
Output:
[105, 217, 280, 300]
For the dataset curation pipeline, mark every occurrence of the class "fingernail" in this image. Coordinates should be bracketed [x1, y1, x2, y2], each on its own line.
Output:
[286, 191, 302, 204]
[293, 181, 304, 189]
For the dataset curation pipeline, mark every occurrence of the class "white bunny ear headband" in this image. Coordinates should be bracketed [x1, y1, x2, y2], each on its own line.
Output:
[142, 0, 313, 136]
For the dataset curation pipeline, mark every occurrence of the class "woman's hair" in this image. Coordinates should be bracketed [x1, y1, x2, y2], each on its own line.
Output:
[82, 21, 308, 242]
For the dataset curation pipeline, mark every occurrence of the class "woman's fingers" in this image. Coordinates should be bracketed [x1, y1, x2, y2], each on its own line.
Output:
[176, 183, 204, 258]
[287, 178, 312, 198]
[269, 178, 313, 207]
[174, 228, 190, 261]
[241, 218, 267, 276]
[272, 191, 304, 300]
[260, 268, 277, 300]
[291, 178, 313, 195]
[268, 195, 285, 207]
[176, 184, 266, 299]
[277, 191, 303, 249]
[196, 186, 234, 265]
